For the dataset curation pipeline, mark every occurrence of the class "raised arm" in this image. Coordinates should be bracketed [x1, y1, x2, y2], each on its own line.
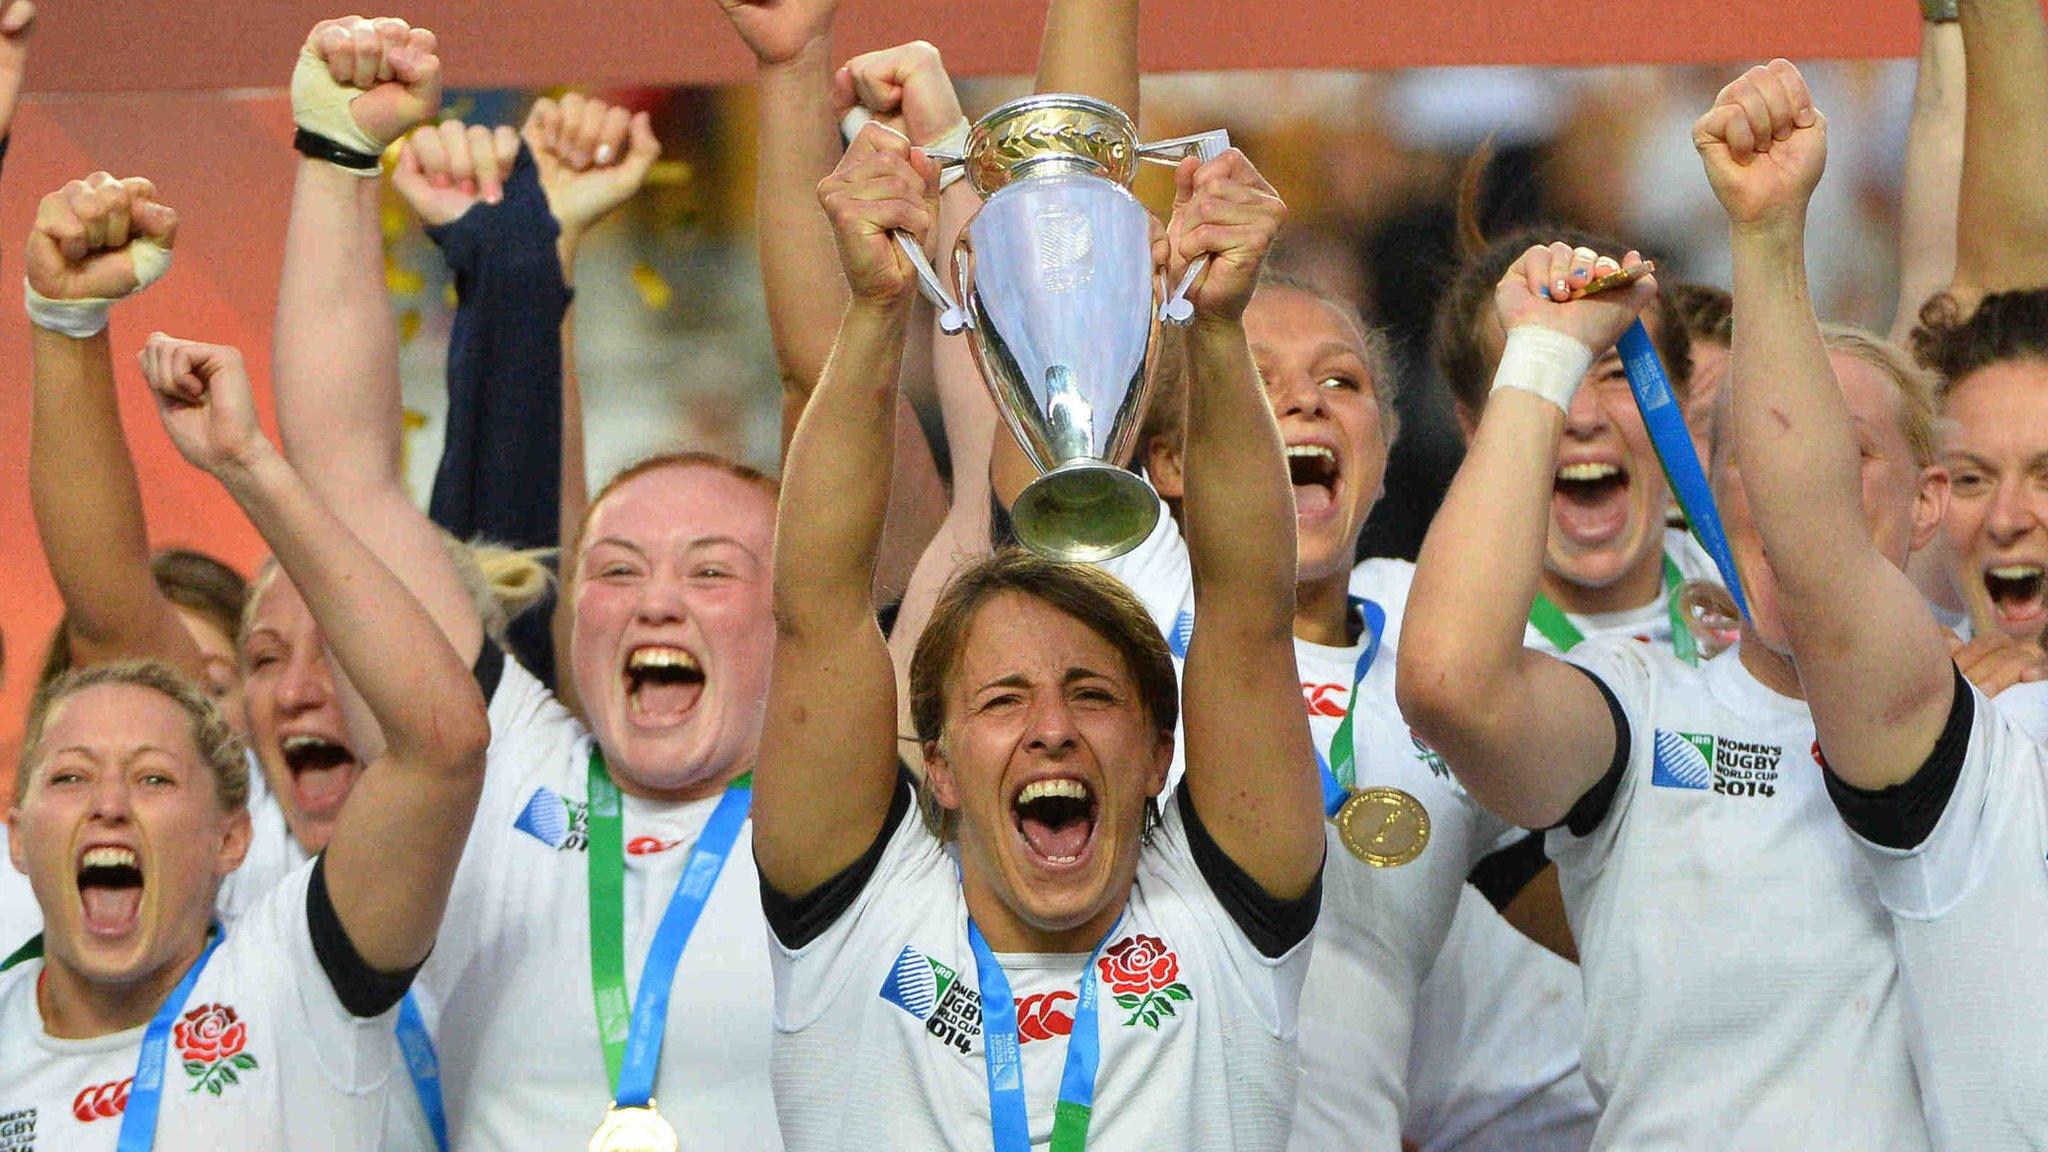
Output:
[1892, 12, 1966, 343]
[1947, 0, 2048, 311]
[1035, 0, 1138, 120]
[754, 125, 937, 897]
[1398, 247, 1657, 831]
[1702, 61, 1955, 788]
[141, 334, 488, 974]
[0, 0, 34, 148]
[1167, 150, 1321, 899]
[273, 16, 482, 663]
[24, 175, 210, 681]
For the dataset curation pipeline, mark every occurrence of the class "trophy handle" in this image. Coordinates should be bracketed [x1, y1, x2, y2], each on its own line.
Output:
[1140, 130, 1233, 326]
[893, 231, 971, 334]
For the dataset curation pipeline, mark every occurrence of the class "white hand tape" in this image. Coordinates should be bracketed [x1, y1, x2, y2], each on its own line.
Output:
[1490, 324, 1596, 412]
[290, 38, 389, 156]
[23, 239, 175, 338]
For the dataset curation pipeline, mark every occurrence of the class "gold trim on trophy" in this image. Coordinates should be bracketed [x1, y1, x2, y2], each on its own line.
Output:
[1334, 787, 1431, 867]
[962, 94, 1139, 196]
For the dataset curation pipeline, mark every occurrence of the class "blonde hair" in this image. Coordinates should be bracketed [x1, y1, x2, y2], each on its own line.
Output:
[241, 538, 555, 653]
[1821, 323, 1941, 466]
[20, 661, 248, 810]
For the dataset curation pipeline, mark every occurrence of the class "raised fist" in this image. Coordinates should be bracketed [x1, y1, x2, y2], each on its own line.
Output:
[0, 1, 37, 138]
[292, 15, 442, 154]
[1694, 59, 1826, 228]
[713, 0, 839, 68]
[27, 173, 177, 301]
[522, 94, 661, 248]
[834, 41, 965, 149]
[1493, 242, 1657, 353]
[817, 122, 937, 305]
[1164, 149, 1287, 323]
[139, 334, 271, 477]
[393, 121, 521, 226]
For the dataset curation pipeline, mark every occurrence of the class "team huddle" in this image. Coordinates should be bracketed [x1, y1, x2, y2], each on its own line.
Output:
[2, 0, 2046, 1149]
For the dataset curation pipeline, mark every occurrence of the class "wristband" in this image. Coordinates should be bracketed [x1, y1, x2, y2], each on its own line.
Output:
[1490, 324, 1596, 412]
[290, 36, 392, 163]
[1920, 0, 1958, 21]
[23, 240, 174, 338]
[293, 127, 383, 174]
[925, 116, 971, 155]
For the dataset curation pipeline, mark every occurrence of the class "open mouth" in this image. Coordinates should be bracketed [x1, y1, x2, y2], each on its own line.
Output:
[1553, 460, 1633, 545]
[77, 845, 144, 938]
[625, 645, 705, 729]
[1287, 445, 1341, 518]
[1983, 563, 2047, 632]
[281, 733, 360, 817]
[1011, 778, 1098, 867]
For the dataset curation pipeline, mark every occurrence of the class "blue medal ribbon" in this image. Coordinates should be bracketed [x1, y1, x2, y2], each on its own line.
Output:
[121, 925, 225, 1151]
[1315, 597, 1386, 817]
[1617, 319, 1750, 619]
[394, 992, 447, 1151]
[966, 915, 1121, 1152]
[610, 780, 754, 1109]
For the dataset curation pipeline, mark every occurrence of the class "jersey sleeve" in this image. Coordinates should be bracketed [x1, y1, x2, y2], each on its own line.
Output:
[1826, 670, 2044, 918]
[1091, 488, 1192, 652]
[764, 774, 952, 1032]
[1545, 639, 1650, 869]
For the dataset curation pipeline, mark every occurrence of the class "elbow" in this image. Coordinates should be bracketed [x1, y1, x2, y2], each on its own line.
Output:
[412, 692, 492, 782]
[1396, 637, 1470, 746]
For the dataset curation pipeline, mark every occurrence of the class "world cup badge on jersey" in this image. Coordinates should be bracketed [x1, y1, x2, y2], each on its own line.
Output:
[1334, 787, 1430, 867]
[590, 1103, 680, 1152]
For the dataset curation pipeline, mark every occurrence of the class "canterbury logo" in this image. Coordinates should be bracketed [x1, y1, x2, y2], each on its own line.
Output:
[72, 1077, 131, 1123]
[1303, 683, 1349, 719]
[1016, 990, 1076, 1044]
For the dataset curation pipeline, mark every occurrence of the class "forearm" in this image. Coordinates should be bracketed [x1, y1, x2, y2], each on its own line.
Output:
[1035, 0, 1139, 116]
[775, 298, 914, 633]
[760, 38, 851, 446]
[223, 448, 487, 768]
[275, 159, 406, 489]
[1952, 0, 2048, 303]
[1179, 316, 1294, 622]
[29, 328, 199, 666]
[1892, 20, 1965, 342]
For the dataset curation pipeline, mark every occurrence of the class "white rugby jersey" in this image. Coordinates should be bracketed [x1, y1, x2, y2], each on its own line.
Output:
[0, 828, 36, 961]
[1826, 674, 2048, 1148]
[0, 864, 401, 1151]
[766, 780, 1312, 1151]
[1098, 505, 1570, 1150]
[1552, 639, 1931, 1150]
[393, 653, 780, 1150]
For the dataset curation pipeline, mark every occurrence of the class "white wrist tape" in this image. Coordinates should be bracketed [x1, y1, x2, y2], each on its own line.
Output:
[23, 240, 173, 337]
[1490, 324, 1596, 412]
[290, 40, 390, 158]
[925, 117, 971, 155]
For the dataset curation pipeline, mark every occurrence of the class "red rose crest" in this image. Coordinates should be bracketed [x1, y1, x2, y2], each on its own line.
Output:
[175, 1003, 258, 1096]
[71, 1077, 130, 1123]
[1097, 934, 1193, 1029]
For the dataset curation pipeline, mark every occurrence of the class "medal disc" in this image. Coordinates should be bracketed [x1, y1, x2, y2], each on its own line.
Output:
[1334, 787, 1430, 867]
[589, 1104, 681, 1152]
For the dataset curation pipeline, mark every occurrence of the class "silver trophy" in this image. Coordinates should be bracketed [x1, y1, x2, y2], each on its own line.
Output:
[892, 94, 1230, 563]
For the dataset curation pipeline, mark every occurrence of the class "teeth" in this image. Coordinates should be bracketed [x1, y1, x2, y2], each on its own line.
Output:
[1285, 445, 1336, 463]
[1043, 853, 1080, 865]
[282, 734, 339, 753]
[1018, 779, 1090, 805]
[628, 647, 698, 671]
[1556, 462, 1621, 482]
[81, 847, 136, 870]
[1989, 565, 2044, 580]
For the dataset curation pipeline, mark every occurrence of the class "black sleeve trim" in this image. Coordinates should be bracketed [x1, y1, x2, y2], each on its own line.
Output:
[760, 765, 915, 949]
[1550, 665, 1632, 838]
[1469, 831, 1549, 910]
[1824, 664, 1974, 851]
[1177, 784, 1322, 958]
[306, 855, 423, 1018]
[473, 641, 506, 707]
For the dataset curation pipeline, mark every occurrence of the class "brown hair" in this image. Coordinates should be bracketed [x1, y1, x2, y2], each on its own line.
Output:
[41, 549, 247, 689]
[1140, 271, 1400, 462]
[568, 452, 780, 586]
[1911, 288, 2048, 398]
[908, 549, 1177, 838]
[1666, 282, 1734, 348]
[1432, 146, 1693, 417]
[19, 660, 249, 810]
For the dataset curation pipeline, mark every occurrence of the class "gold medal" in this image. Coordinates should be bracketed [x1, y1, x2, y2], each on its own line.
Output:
[589, 1102, 681, 1152]
[1334, 787, 1430, 867]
